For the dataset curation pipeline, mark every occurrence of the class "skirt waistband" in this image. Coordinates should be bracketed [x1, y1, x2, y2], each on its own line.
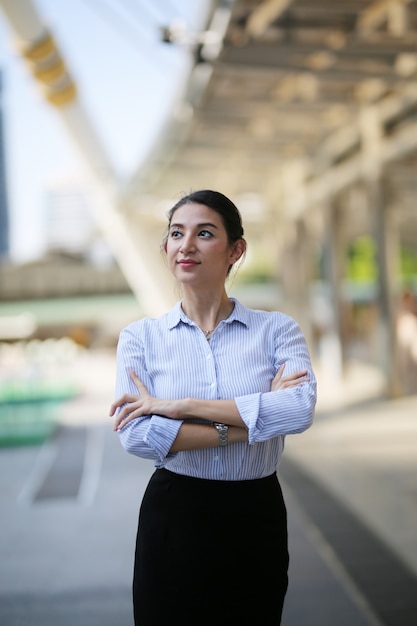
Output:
[159, 467, 276, 482]
[155, 467, 279, 493]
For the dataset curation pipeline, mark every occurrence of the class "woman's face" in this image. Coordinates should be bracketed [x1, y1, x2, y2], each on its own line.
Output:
[165, 202, 244, 288]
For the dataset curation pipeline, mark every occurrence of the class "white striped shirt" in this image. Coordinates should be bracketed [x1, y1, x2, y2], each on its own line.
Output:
[115, 298, 316, 480]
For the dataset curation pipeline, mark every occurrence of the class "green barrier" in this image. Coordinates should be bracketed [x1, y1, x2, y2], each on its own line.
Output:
[0, 385, 78, 447]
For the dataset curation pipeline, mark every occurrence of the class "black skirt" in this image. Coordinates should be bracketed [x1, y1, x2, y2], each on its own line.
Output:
[133, 468, 289, 626]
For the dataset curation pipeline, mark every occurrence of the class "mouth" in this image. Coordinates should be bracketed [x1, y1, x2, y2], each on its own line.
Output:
[178, 259, 199, 267]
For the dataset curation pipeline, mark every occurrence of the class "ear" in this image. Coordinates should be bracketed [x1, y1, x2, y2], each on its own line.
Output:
[230, 239, 246, 264]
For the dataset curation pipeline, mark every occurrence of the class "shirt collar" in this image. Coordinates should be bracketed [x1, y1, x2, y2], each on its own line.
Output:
[166, 298, 250, 331]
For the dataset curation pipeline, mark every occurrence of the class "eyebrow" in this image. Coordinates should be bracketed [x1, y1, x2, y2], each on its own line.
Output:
[169, 222, 219, 230]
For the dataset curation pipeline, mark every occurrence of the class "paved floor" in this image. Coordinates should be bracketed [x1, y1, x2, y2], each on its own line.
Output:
[1, 349, 416, 625]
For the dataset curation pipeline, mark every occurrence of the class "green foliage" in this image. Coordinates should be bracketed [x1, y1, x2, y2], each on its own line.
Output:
[347, 236, 417, 284]
[347, 236, 377, 282]
[400, 246, 417, 281]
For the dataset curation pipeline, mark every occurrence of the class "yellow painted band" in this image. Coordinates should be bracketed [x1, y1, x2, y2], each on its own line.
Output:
[34, 59, 66, 84]
[23, 32, 56, 61]
[46, 81, 77, 107]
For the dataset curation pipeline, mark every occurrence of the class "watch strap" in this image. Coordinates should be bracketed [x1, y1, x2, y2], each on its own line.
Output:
[213, 422, 228, 447]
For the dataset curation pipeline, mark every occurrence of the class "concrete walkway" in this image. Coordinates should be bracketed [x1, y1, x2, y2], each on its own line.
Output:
[0, 349, 416, 625]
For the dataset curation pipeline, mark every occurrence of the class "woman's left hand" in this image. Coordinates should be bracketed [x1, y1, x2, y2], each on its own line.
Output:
[271, 364, 309, 391]
[110, 370, 183, 431]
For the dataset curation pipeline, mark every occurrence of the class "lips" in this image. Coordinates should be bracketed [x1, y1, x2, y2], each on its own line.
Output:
[178, 259, 199, 267]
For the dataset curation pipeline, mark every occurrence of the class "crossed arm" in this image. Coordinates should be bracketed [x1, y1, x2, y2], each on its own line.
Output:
[109, 364, 309, 452]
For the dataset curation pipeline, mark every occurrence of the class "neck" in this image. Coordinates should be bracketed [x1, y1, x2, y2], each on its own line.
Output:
[181, 289, 233, 332]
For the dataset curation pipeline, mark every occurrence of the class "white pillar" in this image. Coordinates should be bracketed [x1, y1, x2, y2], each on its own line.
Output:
[360, 105, 400, 396]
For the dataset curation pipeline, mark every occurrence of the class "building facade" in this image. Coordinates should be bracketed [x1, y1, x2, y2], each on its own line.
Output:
[0, 71, 9, 260]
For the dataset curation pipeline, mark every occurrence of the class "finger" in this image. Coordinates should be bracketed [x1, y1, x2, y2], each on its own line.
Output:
[129, 369, 141, 383]
[287, 378, 307, 386]
[114, 415, 129, 431]
[109, 398, 128, 417]
[114, 414, 129, 431]
[284, 370, 308, 382]
[294, 369, 308, 378]
[129, 370, 148, 393]
[282, 376, 310, 388]
[272, 363, 285, 383]
[109, 394, 140, 416]
[113, 408, 140, 431]
[116, 399, 143, 421]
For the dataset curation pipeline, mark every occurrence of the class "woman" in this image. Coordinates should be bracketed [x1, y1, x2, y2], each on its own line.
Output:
[110, 190, 316, 625]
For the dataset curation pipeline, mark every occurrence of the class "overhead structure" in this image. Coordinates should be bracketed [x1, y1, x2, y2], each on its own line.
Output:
[1, 0, 417, 394]
[127, 0, 417, 228]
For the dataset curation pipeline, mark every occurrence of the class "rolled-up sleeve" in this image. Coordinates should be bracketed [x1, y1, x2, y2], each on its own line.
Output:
[115, 325, 182, 462]
[119, 415, 182, 463]
[234, 316, 316, 444]
[235, 385, 315, 443]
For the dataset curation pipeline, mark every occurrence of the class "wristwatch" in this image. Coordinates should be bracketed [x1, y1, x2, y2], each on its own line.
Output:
[213, 422, 228, 447]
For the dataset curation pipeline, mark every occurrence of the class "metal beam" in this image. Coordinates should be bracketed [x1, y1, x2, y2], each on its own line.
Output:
[281, 112, 417, 217]
[246, 0, 294, 37]
[0, 0, 176, 315]
[220, 45, 400, 81]
[357, 0, 412, 35]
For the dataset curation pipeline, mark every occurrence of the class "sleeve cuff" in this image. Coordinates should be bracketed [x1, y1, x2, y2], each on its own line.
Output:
[234, 393, 263, 444]
[144, 415, 183, 461]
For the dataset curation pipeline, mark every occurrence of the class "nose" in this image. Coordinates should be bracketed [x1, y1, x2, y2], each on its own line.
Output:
[179, 233, 196, 254]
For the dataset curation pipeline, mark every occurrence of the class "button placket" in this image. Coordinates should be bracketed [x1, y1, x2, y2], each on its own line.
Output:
[202, 343, 217, 397]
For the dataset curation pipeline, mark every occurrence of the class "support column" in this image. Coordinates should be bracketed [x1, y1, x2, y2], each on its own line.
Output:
[360, 105, 400, 397]
[368, 178, 401, 396]
[319, 197, 345, 384]
[279, 218, 313, 350]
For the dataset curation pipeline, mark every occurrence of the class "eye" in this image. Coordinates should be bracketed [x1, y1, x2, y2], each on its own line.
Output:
[170, 230, 182, 239]
[198, 229, 213, 238]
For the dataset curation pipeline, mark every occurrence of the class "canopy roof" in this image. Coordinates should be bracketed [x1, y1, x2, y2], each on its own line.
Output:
[126, 0, 417, 249]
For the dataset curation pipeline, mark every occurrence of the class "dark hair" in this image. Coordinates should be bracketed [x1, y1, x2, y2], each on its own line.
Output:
[166, 190, 245, 245]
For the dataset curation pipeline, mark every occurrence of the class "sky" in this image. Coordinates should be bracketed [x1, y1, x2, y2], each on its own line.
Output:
[0, 0, 210, 262]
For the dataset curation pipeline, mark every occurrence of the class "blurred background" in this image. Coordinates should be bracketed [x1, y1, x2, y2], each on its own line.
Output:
[0, 1, 416, 625]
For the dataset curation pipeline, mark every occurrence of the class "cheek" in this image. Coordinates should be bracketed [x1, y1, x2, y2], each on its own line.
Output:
[165, 243, 178, 269]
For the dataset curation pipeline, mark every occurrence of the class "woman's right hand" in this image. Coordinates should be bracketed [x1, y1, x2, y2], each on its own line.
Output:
[271, 364, 309, 391]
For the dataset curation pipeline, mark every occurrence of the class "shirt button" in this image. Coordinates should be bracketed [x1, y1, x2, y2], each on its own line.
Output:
[213, 455, 219, 461]
[210, 382, 215, 388]
[206, 354, 211, 360]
